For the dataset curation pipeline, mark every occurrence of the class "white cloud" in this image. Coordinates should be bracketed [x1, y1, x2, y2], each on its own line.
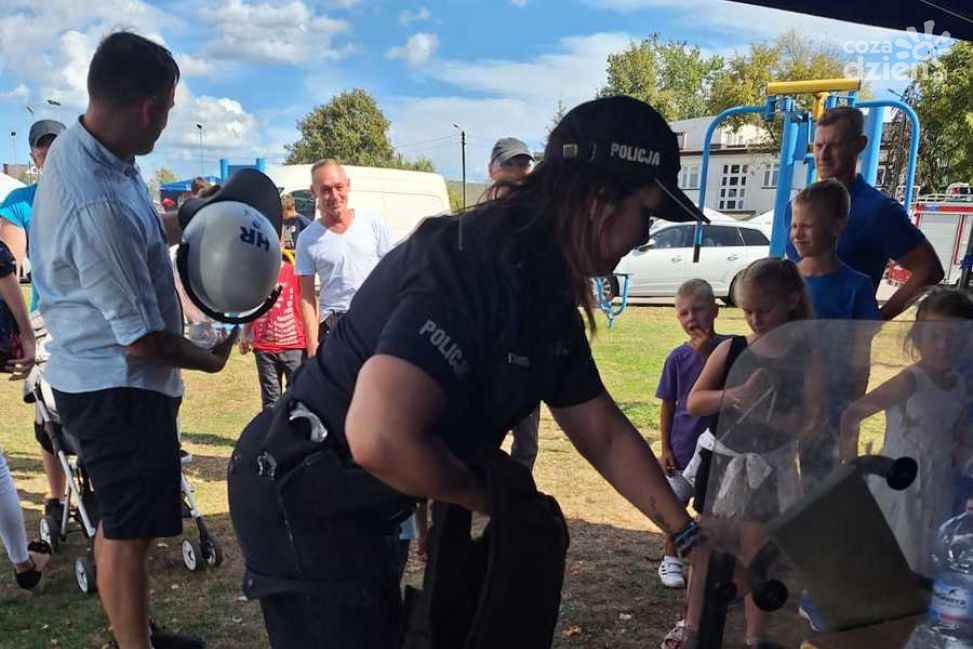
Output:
[175, 53, 216, 78]
[428, 32, 630, 104]
[510, 0, 528, 7]
[0, 2, 174, 110]
[386, 33, 439, 66]
[399, 7, 431, 26]
[0, 1, 266, 176]
[385, 33, 635, 180]
[200, 0, 351, 64]
[0, 84, 30, 101]
[388, 96, 535, 182]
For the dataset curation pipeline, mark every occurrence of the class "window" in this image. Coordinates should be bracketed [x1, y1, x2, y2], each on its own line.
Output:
[718, 164, 748, 211]
[740, 228, 770, 246]
[762, 162, 780, 188]
[651, 225, 692, 249]
[678, 165, 700, 190]
[702, 225, 744, 247]
[876, 166, 888, 187]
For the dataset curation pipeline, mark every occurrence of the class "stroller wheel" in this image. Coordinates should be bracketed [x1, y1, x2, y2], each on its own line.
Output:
[202, 537, 224, 568]
[181, 538, 203, 572]
[39, 516, 60, 552]
[75, 556, 97, 594]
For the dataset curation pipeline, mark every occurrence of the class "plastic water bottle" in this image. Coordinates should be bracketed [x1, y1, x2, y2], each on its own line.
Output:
[909, 500, 973, 648]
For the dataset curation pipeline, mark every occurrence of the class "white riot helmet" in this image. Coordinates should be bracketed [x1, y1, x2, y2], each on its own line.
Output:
[175, 169, 283, 323]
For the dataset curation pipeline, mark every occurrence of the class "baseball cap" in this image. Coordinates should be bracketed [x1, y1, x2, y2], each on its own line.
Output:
[28, 119, 65, 149]
[490, 137, 534, 167]
[544, 96, 708, 224]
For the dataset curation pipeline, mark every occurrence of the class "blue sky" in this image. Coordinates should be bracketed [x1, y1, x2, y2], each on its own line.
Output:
[0, 0, 946, 183]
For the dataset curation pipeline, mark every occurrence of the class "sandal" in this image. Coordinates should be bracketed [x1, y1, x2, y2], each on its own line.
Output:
[14, 540, 52, 590]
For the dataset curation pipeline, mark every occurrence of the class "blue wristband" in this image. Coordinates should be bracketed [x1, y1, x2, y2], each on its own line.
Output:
[673, 520, 702, 558]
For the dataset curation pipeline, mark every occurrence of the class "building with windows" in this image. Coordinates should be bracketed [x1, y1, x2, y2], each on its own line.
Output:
[671, 116, 805, 218]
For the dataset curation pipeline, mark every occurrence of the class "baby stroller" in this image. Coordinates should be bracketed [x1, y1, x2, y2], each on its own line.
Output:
[23, 334, 224, 594]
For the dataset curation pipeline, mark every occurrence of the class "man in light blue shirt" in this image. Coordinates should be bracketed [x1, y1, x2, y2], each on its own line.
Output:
[30, 32, 235, 649]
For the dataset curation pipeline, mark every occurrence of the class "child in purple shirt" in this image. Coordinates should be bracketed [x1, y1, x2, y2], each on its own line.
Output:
[655, 278, 726, 589]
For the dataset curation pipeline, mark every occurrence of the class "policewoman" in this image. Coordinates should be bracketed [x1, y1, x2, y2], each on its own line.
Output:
[228, 96, 706, 648]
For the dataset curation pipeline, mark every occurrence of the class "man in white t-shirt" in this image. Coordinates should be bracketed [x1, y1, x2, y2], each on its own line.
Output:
[295, 159, 392, 356]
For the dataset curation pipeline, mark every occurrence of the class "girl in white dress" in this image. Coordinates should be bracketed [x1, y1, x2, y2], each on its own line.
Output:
[841, 288, 973, 577]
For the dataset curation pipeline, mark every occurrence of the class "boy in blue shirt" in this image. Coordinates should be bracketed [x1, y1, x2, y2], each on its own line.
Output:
[791, 179, 880, 628]
[790, 179, 880, 321]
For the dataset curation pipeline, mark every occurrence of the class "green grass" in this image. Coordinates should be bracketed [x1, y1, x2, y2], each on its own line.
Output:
[0, 303, 903, 648]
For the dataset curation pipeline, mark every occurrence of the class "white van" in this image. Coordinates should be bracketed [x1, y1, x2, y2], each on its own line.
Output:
[265, 164, 451, 243]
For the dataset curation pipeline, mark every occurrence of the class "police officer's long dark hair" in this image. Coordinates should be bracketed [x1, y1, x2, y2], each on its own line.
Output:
[476, 158, 647, 332]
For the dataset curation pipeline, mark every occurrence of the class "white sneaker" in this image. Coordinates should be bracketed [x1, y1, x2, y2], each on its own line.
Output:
[658, 556, 686, 589]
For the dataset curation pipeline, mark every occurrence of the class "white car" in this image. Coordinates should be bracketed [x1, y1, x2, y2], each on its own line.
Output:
[615, 221, 770, 304]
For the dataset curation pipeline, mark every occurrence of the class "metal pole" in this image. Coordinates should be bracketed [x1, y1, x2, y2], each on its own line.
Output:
[10, 131, 16, 174]
[860, 106, 886, 187]
[196, 123, 204, 176]
[452, 123, 467, 209]
[770, 98, 799, 257]
[857, 99, 921, 207]
[461, 129, 467, 209]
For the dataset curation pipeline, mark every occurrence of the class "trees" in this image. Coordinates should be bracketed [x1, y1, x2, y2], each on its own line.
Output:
[285, 89, 435, 172]
[708, 30, 861, 123]
[286, 89, 395, 166]
[148, 167, 178, 198]
[914, 42, 973, 189]
[600, 35, 723, 121]
[601, 30, 861, 131]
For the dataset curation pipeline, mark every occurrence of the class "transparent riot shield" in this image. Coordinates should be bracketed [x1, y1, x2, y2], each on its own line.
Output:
[682, 319, 973, 649]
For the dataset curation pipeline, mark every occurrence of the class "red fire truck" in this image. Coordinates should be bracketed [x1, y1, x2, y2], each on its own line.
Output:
[885, 186, 973, 287]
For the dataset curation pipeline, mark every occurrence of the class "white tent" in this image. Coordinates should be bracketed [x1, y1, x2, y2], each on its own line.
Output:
[0, 172, 25, 203]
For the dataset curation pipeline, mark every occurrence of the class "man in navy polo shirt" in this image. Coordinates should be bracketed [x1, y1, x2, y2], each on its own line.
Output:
[783, 106, 943, 320]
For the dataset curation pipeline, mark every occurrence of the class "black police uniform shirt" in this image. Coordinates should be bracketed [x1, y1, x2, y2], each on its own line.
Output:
[290, 205, 605, 463]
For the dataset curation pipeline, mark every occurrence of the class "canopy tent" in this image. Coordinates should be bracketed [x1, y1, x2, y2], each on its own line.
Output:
[0, 172, 25, 203]
[726, 0, 973, 41]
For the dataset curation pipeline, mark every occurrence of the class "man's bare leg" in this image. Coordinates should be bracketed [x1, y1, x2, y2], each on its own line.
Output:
[94, 525, 153, 649]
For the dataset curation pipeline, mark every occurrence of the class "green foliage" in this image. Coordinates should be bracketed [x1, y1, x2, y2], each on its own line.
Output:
[286, 89, 437, 173]
[395, 155, 436, 172]
[447, 183, 465, 212]
[148, 166, 178, 198]
[154, 167, 178, 185]
[709, 31, 861, 128]
[914, 42, 973, 190]
[600, 35, 723, 121]
[547, 99, 568, 141]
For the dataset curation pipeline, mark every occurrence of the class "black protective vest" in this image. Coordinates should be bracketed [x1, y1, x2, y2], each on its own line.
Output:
[402, 450, 569, 649]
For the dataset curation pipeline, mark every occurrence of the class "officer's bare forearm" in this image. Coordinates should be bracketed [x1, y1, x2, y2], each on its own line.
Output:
[553, 393, 691, 536]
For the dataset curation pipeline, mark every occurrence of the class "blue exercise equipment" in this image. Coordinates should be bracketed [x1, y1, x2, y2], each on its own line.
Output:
[593, 272, 631, 329]
[696, 79, 921, 258]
